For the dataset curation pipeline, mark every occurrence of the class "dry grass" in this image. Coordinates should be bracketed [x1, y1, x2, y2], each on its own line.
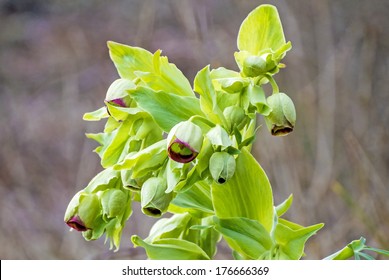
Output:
[0, 0, 388, 259]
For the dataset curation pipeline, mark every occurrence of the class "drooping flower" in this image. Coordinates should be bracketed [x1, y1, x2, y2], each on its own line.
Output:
[141, 177, 173, 217]
[167, 121, 203, 163]
[66, 215, 89, 231]
[209, 152, 236, 184]
[264, 92, 296, 136]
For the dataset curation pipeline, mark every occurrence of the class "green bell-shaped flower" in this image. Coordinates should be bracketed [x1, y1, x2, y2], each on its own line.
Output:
[209, 152, 236, 184]
[141, 177, 173, 217]
[167, 121, 203, 163]
[65, 193, 101, 232]
[264, 92, 296, 136]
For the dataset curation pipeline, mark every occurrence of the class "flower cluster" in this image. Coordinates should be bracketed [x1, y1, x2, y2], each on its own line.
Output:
[64, 5, 323, 260]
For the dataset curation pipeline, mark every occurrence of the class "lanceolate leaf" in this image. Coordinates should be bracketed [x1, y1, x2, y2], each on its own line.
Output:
[212, 148, 274, 232]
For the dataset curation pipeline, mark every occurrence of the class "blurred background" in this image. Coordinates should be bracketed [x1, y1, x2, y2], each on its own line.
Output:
[0, 0, 388, 259]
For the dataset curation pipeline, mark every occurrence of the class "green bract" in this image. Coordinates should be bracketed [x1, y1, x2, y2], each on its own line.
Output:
[64, 4, 387, 260]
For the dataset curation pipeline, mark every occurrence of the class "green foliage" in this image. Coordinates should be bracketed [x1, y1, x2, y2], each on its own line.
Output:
[64, 4, 388, 260]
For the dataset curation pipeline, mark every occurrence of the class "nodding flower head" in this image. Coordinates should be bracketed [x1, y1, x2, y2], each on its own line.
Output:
[167, 121, 203, 163]
[264, 92, 296, 136]
[66, 216, 88, 232]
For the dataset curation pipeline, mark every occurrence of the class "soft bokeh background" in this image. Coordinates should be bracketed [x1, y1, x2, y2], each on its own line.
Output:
[1, 0, 388, 259]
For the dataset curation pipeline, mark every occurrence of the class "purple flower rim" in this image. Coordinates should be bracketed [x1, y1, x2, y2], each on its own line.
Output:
[168, 139, 198, 163]
[66, 216, 89, 232]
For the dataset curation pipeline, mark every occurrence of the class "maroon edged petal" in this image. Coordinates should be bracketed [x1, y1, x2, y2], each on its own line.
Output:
[66, 216, 88, 232]
[108, 98, 127, 107]
[167, 139, 198, 164]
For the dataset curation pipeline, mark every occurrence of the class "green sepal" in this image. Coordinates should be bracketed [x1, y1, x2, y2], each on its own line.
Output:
[78, 193, 101, 229]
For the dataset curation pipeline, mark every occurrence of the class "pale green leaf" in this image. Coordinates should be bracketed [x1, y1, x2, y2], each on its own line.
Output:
[131, 236, 210, 260]
[108, 41, 153, 80]
[197, 216, 221, 258]
[129, 86, 204, 132]
[145, 213, 193, 243]
[99, 120, 133, 168]
[237, 4, 286, 54]
[274, 222, 324, 260]
[134, 50, 194, 97]
[171, 181, 214, 214]
[84, 167, 120, 193]
[212, 148, 274, 232]
[214, 216, 273, 259]
[114, 140, 167, 178]
[194, 66, 225, 125]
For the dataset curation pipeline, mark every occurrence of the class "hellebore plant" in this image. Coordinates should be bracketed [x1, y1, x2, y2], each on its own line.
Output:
[64, 5, 389, 260]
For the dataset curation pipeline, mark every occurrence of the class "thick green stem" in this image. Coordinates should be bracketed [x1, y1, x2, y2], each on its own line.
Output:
[265, 75, 279, 94]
